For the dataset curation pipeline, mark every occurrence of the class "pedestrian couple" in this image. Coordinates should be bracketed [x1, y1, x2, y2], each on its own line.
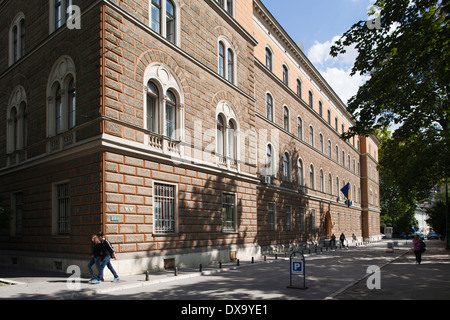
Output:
[87, 232, 119, 284]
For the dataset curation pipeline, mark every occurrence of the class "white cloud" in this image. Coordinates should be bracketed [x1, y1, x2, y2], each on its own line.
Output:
[321, 67, 367, 105]
[307, 35, 367, 105]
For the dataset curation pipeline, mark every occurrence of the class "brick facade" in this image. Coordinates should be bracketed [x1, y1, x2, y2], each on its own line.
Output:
[0, 0, 380, 275]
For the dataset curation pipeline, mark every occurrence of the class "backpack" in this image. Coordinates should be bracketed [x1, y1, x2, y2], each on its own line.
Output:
[420, 240, 426, 252]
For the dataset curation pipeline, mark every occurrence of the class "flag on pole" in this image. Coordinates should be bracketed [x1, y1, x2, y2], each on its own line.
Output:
[340, 182, 352, 208]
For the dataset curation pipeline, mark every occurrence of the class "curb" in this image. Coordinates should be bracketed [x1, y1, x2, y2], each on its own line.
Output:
[72, 259, 277, 299]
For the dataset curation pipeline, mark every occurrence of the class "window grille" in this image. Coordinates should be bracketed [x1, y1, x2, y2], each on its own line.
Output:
[56, 183, 70, 234]
[154, 183, 176, 234]
[222, 193, 236, 232]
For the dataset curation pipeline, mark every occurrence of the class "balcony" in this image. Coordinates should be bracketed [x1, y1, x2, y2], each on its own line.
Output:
[47, 131, 76, 153]
[147, 131, 181, 157]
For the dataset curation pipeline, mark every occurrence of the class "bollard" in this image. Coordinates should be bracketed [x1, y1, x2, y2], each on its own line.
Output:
[237, 259, 240, 266]
[219, 261, 222, 269]
[174, 267, 178, 276]
[275, 254, 277, 260]
[145, 270, 149, 281]
[252, 257, 254, 263]
[199, 264, 203, 272]
[264, 255, 267, 261]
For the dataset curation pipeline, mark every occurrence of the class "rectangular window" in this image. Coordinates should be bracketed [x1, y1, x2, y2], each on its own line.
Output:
[311, 209, 316, 233]
[12, 192, 24, 236]
[299, 207, 305, 232]
[268, 203, 276, 231]
[154, 183, 176, 234]
[285, 206, 292, 231]
[222, 193, 236, 232]
[56, 183, 70, 234]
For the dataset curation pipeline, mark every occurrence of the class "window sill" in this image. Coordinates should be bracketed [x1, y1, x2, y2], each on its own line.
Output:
[152, 233, 182, 238]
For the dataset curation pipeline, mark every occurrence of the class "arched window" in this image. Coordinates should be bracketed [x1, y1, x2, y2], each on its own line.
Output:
[336, 177, 340, 197]
[217, 0, 234, 16]
[47, 56, 76, 137]
[218, 38, 236, 84]
[298, 159, 304, 186]
[146, 81, 160, 133]
[328, 173, 333, 195]
[265, 47, 272, 71]
[308, 91, 313, 108]
[166, 0, 176, 44]
[319, 134, 324, 153]
[150, 0, 179, 44]
[309, 126, 314, 147]
[309, 164, 315, 190]
[328, 140, 332, 158]
[266, 93, 273, 121]
[266, 144, 273, 175]
[151, 0, 161, 33]
[7, 86, 27, 154]
[327, 109, 331, 124]
[143, 62, 185, 144]
[336, 145, 339, 162]
[50, 0, 75, 33]
[9, 13, 25, 65]
[297, 117, 303, 140]
[165, 90, 177, 138]
[55, 85, 63, 134]
[283, 106, 289, 131]
[11, 107, 18, 151]
[215, 101, 239, 169]
[68, 78, 76, 130]
[297, 79, 302, 98]
[319, 101, 323, 117]
[217, 115, 225, 156]
[283, 152, 290, 181]
[227, 49, 234, 83]
[218, 41, 225, 77]
[228, 120, 236, 160]
[282, 64, 289, 85]
[320, 169, 324, 192]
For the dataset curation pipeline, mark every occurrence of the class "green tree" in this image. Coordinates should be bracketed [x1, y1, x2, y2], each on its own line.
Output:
[427, 200, 447, 238]
[331, 0, 450, 197]
[378, 128, 417, 235]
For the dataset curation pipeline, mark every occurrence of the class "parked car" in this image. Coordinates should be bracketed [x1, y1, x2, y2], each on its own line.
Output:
[427, 232, 439, 240]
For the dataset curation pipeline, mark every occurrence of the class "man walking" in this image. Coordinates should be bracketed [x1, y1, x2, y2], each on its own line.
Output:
[92, 232, 119, 283]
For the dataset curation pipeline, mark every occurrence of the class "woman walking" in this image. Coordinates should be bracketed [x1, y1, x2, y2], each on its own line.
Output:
[412, 234, 425, 264]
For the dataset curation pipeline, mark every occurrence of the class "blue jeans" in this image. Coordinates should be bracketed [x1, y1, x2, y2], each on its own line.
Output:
[96, 256, 118, 280]
[87, 257, 101, 279]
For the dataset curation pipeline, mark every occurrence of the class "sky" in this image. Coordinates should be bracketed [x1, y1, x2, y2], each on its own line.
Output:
[261, 0, 376, 105]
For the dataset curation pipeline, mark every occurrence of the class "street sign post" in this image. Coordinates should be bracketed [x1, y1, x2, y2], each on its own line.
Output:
[287, 251, 308, 290]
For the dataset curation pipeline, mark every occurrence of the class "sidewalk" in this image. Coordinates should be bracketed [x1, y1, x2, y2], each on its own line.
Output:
[334, 239, 450, 300]
[0, 240, 447, 300]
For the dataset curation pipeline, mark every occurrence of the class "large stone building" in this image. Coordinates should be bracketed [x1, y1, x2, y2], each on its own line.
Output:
[0, 0, 380, 275]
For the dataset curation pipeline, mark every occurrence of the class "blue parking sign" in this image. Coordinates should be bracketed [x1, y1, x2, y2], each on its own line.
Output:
[291, 259, 303, 274]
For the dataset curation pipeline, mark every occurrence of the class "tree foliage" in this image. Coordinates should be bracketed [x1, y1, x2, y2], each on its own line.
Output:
[331, 0, 450, 198]
[426, 200, 447, 237]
